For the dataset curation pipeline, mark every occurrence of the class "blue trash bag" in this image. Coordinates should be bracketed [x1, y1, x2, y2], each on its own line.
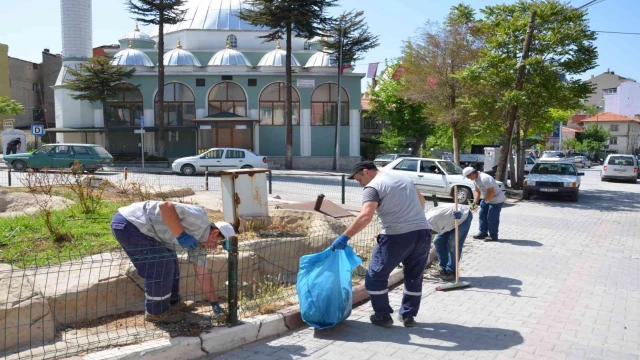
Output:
[297, 245, 363, 329]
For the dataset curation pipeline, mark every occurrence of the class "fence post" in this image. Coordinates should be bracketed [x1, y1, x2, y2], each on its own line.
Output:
[7, 169, 11, 187]
[341, 174, 346, 205]
[268, 170, 272, 195]
[205, 170, 209, 191]
[124, 167, 128, 181]
[431, 194, 439, 207]
[227, 235, 239, 326]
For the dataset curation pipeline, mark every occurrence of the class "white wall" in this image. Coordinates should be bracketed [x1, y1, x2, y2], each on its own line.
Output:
[605, 81, 640, 117]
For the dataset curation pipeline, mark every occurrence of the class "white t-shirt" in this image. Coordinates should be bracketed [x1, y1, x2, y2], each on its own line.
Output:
[426, 204, 470, 234]
[474, 172, 506, 204]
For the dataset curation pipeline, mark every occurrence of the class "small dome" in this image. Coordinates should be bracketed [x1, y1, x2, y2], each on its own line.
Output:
[111, 42, 154, 66]
[120, 24, 154, 42]
[258, 41, 300, 67]
[164, 39, 202, 66]
[305, 48, 337, 67]
[208, 42, 252, 66]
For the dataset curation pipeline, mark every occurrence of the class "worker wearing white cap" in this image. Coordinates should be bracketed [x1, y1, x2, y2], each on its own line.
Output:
[111, 201, 236, 323]
[462, 167, 506, 242]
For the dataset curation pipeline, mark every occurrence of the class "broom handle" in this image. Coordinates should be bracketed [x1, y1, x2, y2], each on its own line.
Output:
[454, 185, 460, 284]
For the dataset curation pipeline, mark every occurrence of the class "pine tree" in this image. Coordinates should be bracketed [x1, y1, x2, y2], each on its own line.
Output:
[65, 57, 138, 150]
[239, 0, 337, 170]
[126, 0, 187, 157]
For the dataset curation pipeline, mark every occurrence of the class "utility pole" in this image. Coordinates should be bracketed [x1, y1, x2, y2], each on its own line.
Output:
[496, 10, 537, 183]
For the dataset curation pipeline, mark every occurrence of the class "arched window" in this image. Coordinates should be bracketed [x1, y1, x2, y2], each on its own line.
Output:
[303, 41, 311, 51]
[208, 82, 247, 116]
[311, 83, 349, 126]
[227, 34, 238, 49]
[154, 83, 195, 126]
[105, 83, 143, 127]
[259, 82, 300, 126]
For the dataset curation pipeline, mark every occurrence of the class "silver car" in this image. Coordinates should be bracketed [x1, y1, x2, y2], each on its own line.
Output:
[572, 156, 592, 169]
[601, 154, 637, 183]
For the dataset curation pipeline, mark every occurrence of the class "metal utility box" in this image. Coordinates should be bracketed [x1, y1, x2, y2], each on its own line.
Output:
[484, 147, 502, 171]
[220, 168, 269, 227]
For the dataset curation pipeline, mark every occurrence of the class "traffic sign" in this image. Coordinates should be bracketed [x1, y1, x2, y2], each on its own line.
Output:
[31, 124, 45, 136]
[3, 120, 14, 130]
[140, 116, 145, 129]
[134, 129, 145, 134]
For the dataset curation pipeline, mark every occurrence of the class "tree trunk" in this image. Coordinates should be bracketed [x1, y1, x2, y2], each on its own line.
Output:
[507, 147, 516, 188]
[156, 17, 166, 158]
[102, 101, 110, 151]
[284, 24, 293, 170]
[413, 134, 425, 156]
[452, 123, 460, 165]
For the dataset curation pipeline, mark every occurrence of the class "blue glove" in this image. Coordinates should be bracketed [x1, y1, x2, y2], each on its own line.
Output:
[211, 302, 224, 315]
[222, 238, 230, 251]
[479, 200, 487, 207]
[454, 211, 462, 220]
[330, 234, 350, 251]
[177, 231, 198, 250]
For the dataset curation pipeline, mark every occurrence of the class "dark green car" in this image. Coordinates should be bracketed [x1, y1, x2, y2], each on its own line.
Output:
[4, 144, 114, 173]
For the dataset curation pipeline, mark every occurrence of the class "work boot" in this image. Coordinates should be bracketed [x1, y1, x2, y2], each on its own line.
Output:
[369, 314, 393, 327]
[145, 307, 185, 324]
[398, 314, 416, 328]
[170, 300, 196, 312]
[432, 269, 455, 281]
[473, 233, 488, 240]
[484, 237, 499, 242]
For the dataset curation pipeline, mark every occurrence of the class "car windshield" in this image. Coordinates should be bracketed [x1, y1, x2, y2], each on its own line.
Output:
[376, 154, 396, 161]
[33, 145, 54, 155]
[531, 163, 577, 176]
[437, 160, 463, 175]
[542, 152, 564, 158]
[608, 156, 635, 166]
[93, 146, 111, 156]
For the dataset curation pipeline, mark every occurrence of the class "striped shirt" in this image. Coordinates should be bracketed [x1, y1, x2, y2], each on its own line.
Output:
[117, 201, 211, 266]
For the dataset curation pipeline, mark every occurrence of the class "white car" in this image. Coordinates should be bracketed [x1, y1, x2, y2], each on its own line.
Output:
[601, 154, 638, 183]
[383, 157, 505, 204]
[524, 162, 584, 202]
[172, 148, 268, 176]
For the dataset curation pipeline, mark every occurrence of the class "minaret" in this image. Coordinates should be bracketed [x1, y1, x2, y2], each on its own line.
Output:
[54, 0, 95, 143]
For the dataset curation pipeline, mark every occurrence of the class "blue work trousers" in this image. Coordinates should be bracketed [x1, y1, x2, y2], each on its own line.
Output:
[478, 202, 504, 241]
[434, 213, 473, 274]
[365, 229, 431, 318]
[110, 212, 181, 315]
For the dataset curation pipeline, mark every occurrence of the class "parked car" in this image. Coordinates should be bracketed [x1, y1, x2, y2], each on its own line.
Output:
[572, 156, 592, 169]
[601, 154, 638, 183]
[373, 153, 412, 168]
[171, 148, 268, 175]
[3, 144, 114, 173]
[539, 151, 567, 163]
[523, 162, 584, 202]
[382, 157, 505, 204]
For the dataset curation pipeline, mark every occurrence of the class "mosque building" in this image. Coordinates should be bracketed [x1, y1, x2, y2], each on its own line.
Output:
[54, 0, 363, 168]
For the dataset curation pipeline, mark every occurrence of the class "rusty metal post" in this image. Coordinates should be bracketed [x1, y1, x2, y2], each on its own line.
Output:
[314, 194, 325, 211]
[205, 170, 209, 191]
[7, 169, 11, 187]
[431, 194, 439, 207]
[227, 235, 239, 326]
[268, 170, 272, 195]
[124, 167, 128, 181]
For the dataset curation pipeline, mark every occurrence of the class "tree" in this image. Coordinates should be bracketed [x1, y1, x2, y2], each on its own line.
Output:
[320, 10, 379, 169]
[65, 57, 138, 150]
[377, 127, 406, 152]
[369, 63, 430, 156]
[400, 4, 482, 164]
[127, 0, 187, 157]
[580, 124, 610, 154]
[0, 97, 24, 116]
[458, 0, 597, 185]
[240, 0, 336, 170]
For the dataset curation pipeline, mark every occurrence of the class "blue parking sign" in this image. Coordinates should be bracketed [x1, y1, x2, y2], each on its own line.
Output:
[31, 124, 45, 136]
[140, 116, 145, 129]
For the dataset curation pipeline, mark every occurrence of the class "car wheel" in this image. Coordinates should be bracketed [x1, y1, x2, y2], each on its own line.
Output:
[12, 160, 27, 172]
[240, 165, 254, 169]
[180, 164, 196, 176]
[454, 187, 472, 204]
[523, 191, 530, 200]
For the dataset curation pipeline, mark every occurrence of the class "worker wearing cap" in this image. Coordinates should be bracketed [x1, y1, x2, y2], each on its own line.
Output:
[331, 161, 430, 328]
[462, 167, 506, 242]
[427, 204, 473, 281]
[111, 201, 235, 323]
[5, 138, 21, 155]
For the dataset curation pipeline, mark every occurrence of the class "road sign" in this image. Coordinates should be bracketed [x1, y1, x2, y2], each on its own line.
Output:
[3, 120, 14, 130]
[551, 121, 561, 139]
[31, 124, 45, 136]
[134, 129, 145, 134]
[140, 116, 145, 129]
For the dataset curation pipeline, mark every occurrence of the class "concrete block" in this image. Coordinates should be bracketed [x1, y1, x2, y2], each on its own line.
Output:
[0, 264, 56, 353]
[201, 322, 260, 355]
[83, 336, 203, 360]
[251, 313, 288, 340]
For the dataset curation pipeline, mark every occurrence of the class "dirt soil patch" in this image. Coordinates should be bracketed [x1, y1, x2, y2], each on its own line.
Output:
[0, 190, 74, 218]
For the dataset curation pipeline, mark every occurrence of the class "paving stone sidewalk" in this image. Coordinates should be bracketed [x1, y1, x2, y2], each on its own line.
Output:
[209, 169, 640, 360]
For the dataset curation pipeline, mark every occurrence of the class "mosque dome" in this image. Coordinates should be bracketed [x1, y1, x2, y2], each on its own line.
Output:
[257, 41, 301, 67]
[120, 24, 154, 42]
[208, 42, 252, 66]
[305, 48, 337, 67]
[158, 0, 265, 35]
[163, 39, 202, 66]
[111, 42, 154, 67]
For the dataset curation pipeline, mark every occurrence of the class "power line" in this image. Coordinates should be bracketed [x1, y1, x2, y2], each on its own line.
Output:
[594, 30, 640, 36]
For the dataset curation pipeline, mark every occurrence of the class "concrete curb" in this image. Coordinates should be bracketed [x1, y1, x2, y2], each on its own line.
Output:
[74, 268, 406, 360]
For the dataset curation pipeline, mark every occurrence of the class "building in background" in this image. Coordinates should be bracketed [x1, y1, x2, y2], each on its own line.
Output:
[585, 69, 633, 107]
[359, 91, 385, 160]
[0, 43, 11, 126]
[604, 81, 640, 118]
[577, 112, 640, 155]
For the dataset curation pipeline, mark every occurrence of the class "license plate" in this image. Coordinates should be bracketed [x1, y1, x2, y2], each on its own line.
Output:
[540, 188, 559, 193]
[613, 168, 627, 172]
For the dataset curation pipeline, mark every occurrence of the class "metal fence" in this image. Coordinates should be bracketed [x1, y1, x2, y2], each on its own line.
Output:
[1, 198, 439, 360]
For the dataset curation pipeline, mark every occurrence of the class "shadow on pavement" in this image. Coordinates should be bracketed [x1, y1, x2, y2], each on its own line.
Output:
[498, 239, 543, 247]
[530, 188, 640, 212]
[461, 276, 523, 297]
[315, 320, 524, 352]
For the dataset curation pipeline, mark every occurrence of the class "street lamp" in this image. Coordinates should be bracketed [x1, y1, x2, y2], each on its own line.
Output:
[595, 98, 604, 128]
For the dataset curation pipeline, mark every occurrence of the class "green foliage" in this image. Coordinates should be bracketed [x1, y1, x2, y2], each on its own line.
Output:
[320, 10, 379, 65]
[65, 57, 138, 103]
[377, 127, 406, 152]
[0, 97, 25, 116]
[562, 137, 579, 150]
[126, 0, 187, 26]
[581, 124, 610, 144]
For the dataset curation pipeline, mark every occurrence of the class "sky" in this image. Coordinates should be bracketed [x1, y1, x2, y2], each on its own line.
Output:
[1, 0, 640, 86]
